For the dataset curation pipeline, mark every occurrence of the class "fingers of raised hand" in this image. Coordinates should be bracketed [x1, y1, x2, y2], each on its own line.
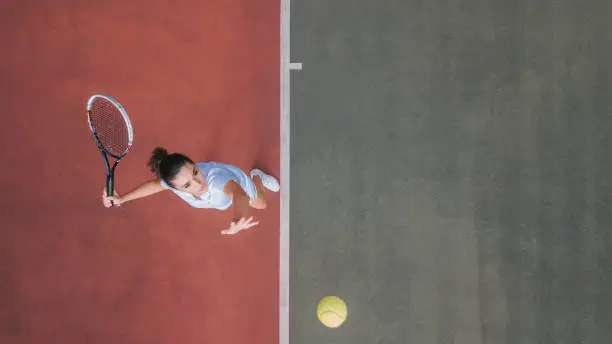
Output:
[238, 217, 259, 230]
[221, 217, 259, 235]
[243, 217, 259, 229]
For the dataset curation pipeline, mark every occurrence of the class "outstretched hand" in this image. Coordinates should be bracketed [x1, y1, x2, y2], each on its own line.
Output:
[221, 216, 259, 235]
[101, 188, 122, 208]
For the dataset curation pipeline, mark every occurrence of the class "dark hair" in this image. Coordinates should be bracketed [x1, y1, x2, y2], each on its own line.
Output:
[147, 147, 194, 186]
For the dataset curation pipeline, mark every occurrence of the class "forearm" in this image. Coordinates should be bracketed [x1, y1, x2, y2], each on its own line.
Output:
[231, 193, 251, 222]
[224, 181, 250, 222]
[120, 179, 165, 203]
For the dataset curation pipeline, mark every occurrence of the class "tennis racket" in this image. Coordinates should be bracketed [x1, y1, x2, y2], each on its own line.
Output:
[86, 94, 134, 207]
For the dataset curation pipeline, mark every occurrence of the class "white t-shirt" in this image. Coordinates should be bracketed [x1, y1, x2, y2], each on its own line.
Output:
[159, 162, 258, 210]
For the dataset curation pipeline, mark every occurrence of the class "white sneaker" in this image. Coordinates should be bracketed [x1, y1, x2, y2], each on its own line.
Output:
[250, 169, 280, 192]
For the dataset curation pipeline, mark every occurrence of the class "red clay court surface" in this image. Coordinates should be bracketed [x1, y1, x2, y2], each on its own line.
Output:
[0, 1, 281, 343]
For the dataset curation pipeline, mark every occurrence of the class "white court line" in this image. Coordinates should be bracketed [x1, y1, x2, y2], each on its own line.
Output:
[289, 62, 302, 70]
[279, 0, 291, 343]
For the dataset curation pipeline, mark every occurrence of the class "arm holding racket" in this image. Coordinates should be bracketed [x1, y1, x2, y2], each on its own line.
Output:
[102, 179, 166, 208]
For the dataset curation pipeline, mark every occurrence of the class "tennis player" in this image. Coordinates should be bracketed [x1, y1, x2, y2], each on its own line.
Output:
[101, 147, 280, 235]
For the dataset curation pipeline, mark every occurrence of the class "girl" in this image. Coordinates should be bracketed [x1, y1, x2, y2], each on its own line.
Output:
[101, 147, 280, 235]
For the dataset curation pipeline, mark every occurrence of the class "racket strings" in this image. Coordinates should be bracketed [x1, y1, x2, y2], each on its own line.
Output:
[89, 99, 131, 157]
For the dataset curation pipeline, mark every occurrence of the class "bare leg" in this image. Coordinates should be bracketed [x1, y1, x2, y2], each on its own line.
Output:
[249, 175, 267, 209]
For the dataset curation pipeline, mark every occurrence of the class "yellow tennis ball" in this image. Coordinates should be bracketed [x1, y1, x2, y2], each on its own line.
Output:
[317, 296, 347, 328]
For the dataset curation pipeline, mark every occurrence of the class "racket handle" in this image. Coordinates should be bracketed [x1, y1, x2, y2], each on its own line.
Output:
[107, 176, 116, 207]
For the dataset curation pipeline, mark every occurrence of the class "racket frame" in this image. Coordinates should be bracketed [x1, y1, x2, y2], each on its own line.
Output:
[86, 94, 134, 204]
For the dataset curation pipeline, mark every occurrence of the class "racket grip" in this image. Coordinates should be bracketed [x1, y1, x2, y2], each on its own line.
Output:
[107, 175, 115, 207]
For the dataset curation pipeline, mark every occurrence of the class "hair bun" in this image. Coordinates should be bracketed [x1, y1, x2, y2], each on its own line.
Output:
[147, 147, 169, 176]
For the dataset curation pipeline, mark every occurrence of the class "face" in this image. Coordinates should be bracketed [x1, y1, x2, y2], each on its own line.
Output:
[169, 163, 206, 194]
